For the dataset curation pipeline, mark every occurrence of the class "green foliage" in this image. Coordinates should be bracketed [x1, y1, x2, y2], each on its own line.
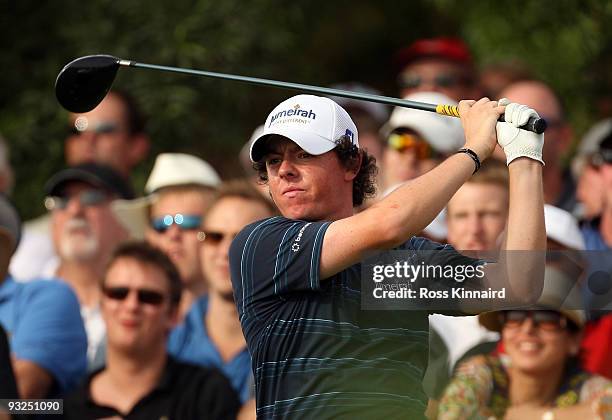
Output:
[2, 0, 610, 218]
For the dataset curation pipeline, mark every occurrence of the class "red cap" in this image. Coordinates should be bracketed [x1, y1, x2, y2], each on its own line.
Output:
[394, 37, 472, 72]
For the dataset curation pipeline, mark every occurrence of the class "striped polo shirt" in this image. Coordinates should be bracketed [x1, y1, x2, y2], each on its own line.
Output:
[230, 217, 479, 419]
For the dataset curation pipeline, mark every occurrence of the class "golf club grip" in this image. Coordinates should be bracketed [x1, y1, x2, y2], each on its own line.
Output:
[436, 104, 547, 134]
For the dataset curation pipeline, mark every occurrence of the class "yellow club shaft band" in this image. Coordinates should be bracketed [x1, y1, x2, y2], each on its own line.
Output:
[435, 104, 460, 117]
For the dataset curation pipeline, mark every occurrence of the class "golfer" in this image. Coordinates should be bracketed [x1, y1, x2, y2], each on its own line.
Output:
[229, 94, 546, 419]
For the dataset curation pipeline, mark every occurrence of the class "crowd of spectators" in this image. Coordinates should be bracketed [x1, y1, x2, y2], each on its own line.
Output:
[1, 36, 611, 419]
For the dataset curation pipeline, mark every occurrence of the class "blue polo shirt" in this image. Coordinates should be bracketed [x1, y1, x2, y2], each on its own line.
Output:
[0, 276, 87, 395]
[168, 296, 253, 403]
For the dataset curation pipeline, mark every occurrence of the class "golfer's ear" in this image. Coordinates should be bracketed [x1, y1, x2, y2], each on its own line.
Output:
[344, 151, 363, 181]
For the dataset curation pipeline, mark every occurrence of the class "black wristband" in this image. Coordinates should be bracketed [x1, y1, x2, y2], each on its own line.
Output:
[457, 148, 481, 174]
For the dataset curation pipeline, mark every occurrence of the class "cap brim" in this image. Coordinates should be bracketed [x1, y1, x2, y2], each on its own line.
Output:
[45, 168, 111, 196]
[250, 127, 337, 162]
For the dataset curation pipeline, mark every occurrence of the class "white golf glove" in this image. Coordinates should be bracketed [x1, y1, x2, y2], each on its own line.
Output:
[495, 98, 545, 165]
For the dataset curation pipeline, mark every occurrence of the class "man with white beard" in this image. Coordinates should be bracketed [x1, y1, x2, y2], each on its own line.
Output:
[45, 163, 134, 370]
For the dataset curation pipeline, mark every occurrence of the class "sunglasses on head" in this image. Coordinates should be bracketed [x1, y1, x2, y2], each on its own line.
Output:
[45, 189, 109, 211]
[500, 310, 568, 331]
[102, 286, 166, 305]
[399, 72, 464, 90]
[197, 230, 238, 244]
[387, 133, 433, 159]
[69, 120, 121, 136]
[151, 213, 202, 233]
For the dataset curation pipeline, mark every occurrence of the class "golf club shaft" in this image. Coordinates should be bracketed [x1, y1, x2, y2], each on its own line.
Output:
[122, 60, 436, 111]
[119, 60, 546, 133]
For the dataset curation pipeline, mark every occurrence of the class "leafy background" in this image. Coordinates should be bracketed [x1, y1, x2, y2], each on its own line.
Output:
[2, 0, 611, 219]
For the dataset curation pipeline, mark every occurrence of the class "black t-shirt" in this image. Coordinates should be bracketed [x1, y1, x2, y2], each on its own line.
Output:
[62, 356, 240, 420]
[229, 217, 481, 419]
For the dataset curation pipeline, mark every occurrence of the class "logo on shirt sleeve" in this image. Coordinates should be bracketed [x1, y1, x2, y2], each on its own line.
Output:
[291, 222, 311, 252]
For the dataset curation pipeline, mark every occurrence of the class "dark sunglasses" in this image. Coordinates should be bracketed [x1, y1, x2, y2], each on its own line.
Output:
[103, 286, 166, 305]
[197, 230, 238, 244]
[399, 72, 464, 90]
[151, 213, 202, 233]
[500, 310, 568, 331]
[44, 189, 109, 211]
[68, 120, 121, 136]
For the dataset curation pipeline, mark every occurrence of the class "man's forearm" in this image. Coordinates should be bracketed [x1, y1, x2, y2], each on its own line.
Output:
[12, 359, 53, 398]
[502, 158, 546, 302]
[504, 158, 546, 251]
[371, 152, 475, 247]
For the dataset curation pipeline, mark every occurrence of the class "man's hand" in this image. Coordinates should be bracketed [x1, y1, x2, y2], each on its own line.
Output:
[496, 98, 545, 165]
[458, 98, 506, 162]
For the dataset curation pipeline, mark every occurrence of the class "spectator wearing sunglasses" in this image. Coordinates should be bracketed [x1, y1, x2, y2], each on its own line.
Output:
[63, 241, 240, 419]
[572, 119, 612, 222]
[45, 163, 135, 371]
[574, 132, 612, 380]
[579, 132, 612, 251]
[0, 194, 87, 398]
[65, 90, 150, 179]
[168, 180, 276, 418]
[379, 91, 464, 194]
[438, 301, 612, 419]
[145, 153, 221, 319]
[393, 37, 478, 101]
[10, 90, 146, 282]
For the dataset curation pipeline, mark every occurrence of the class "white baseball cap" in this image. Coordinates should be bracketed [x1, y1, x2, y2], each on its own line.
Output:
[145, 153, 221, 194]
[571, 117, 612, 178]
[380, 92, 465, 154]
[327, 83, 390, 124]
[250, 94, 359, 162]
[544, 204, 585, 250]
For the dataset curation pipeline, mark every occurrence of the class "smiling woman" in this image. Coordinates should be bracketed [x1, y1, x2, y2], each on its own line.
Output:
[438, 304, 612, 419]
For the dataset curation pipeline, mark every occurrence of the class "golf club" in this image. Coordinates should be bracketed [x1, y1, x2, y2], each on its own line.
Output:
[55, 54, 547, 134]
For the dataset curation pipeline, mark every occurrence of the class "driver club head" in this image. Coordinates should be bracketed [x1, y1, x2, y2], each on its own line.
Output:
[55, 54, 121, 113]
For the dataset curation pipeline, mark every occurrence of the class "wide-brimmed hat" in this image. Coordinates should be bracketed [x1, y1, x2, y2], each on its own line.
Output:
[145, 153, 221, 194]
[478, 265, 585, 331]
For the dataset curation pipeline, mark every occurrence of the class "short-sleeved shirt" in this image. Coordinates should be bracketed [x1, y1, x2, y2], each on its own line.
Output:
[229, 217, 482, 419]
[168, 295, 253, 403]
[0, 276, 87, 395]
[63, 356, 241, 420]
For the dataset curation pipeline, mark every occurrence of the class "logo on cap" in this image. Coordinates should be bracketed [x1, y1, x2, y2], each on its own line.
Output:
[269, 104, 317, 127]
[345, 129, 354, 142]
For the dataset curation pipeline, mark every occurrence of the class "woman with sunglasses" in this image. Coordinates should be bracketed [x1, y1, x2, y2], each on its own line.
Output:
[437, 306, 612, 419]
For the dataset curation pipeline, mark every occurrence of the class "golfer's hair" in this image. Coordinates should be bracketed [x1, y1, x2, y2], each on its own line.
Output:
[334, 135, 377, 206]
[108, 90, 146, 135]
[104, 241, 182, 307]
[253, 135, 377, 207]
[468, 158, 509, 189]
[205, 179, 278, 216]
